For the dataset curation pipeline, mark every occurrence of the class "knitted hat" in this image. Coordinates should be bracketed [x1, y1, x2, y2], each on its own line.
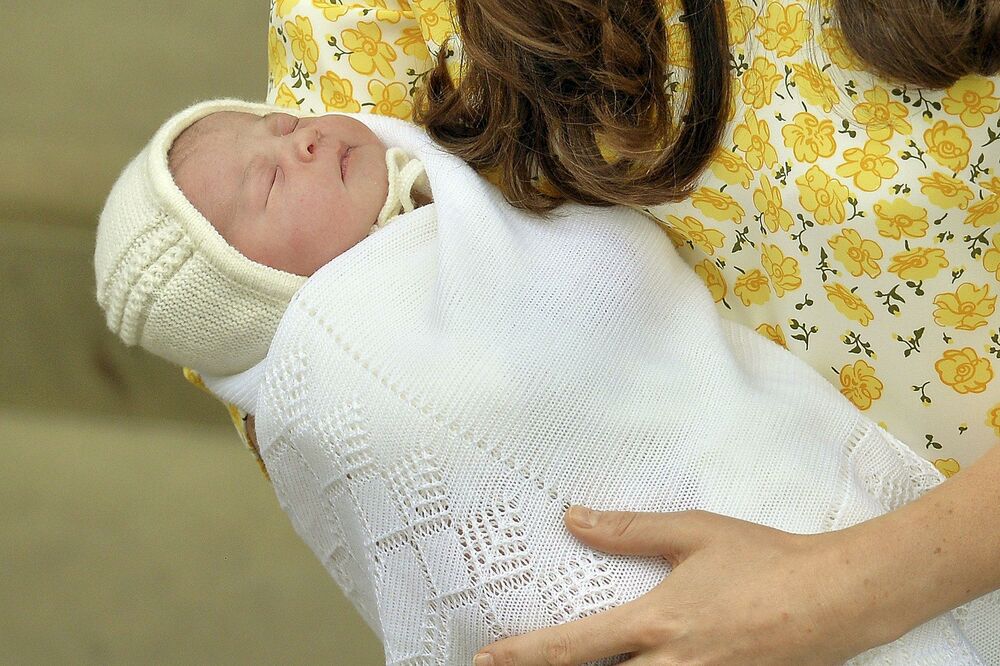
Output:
[95, 99, 308, 376]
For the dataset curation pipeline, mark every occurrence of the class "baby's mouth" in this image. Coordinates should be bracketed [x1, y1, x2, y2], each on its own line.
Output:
[340, 147, 352, 180]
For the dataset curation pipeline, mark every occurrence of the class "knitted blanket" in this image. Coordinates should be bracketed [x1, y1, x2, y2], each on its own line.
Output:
[247, 116, 999, 665]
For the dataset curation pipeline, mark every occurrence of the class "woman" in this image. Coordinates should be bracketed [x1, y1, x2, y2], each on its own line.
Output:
[262, 0, 1000, 661]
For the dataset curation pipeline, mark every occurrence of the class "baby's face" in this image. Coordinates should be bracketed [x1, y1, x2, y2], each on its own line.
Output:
[170, 110, 388, 276]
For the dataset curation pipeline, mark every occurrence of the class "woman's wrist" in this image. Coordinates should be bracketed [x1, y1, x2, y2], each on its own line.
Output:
[828, 445, 1000, 646]
[817, 518, 925, 649]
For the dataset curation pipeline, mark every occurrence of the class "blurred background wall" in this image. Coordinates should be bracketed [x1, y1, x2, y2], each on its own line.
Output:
[1, 3, 383, 662]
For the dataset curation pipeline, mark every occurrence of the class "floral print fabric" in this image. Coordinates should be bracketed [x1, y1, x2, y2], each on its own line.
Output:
[265, 0, 1000, 473]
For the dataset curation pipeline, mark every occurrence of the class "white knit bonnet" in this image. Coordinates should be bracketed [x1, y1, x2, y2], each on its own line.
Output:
[94, 99, 309, 376]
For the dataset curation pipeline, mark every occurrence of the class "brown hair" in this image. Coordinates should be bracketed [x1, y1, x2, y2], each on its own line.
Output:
[837, 0, 1000, 89]
[417, 0, 1000, 213]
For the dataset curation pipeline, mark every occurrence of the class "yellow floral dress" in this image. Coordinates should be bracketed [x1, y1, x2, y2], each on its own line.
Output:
[264, 0, 1000, 475]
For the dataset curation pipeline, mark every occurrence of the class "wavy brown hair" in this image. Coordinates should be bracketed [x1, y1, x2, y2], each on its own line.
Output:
[417, 0, 1000, 213]
[837, 0, 1000, 88]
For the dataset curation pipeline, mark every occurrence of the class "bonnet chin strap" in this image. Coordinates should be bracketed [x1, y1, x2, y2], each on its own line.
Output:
[371, 147, 431, 234]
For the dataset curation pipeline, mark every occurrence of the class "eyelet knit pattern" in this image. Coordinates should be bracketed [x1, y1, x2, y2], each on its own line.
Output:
[251, 116, 999, 665]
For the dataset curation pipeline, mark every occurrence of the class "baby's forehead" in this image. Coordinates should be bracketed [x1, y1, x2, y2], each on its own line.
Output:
[169, 111, 254, 173]
[168, 111, 262, 234]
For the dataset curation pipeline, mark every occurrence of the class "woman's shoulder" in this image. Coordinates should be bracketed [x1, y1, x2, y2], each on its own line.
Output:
[653, 0, 1000, 471]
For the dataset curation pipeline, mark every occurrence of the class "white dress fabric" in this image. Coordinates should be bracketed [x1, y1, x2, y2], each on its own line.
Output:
[245, 116, 999, 665]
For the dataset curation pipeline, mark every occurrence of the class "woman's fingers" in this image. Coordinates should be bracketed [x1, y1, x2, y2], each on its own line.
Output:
[473, 509, 717, 665]
[474, 598, 648, 666]
[475, 510, 868, 665]
[564, 507, 717, 565]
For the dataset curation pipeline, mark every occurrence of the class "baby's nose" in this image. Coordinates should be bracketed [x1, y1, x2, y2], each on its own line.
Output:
[290, 127, 318, 162]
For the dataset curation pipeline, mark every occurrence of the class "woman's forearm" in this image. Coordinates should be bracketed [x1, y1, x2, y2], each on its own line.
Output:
[839, 443, 1000, 643]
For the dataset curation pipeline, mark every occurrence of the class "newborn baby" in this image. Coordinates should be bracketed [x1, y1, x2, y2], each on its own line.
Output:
[95, 99, 428, 376]
[171, 108, 391, 276]
[96, 100, 999, 665]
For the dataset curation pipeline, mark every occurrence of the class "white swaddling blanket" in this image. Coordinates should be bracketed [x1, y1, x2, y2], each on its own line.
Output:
[238, 115, 999, 664]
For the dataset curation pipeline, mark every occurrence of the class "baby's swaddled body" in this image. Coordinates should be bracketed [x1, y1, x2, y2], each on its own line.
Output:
[246, 115, 1000, 665]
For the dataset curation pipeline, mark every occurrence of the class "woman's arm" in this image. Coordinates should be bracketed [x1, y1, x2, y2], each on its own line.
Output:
[472, 444, 1000, 665]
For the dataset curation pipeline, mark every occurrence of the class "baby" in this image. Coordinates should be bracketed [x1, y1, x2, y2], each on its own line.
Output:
[95, 99, 428, 377]
[96, 100, 999, 664]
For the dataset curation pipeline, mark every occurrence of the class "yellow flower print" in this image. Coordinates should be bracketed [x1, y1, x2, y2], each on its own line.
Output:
[312, 0, 351, 21]
[660, 0, 683, 18]
[691, 187, 745, 223]
[888, 247, 949, 281]
[824, 283, 874, 326]
[819, 27, 862, 70]
[942, 76, 1000, 128]
[274, 82, 301, 109]
[791, 62, 839, 112]
[987, 404, 1000, 437]
[966, 193, 1000, 228]
[666, 215, 727, 255]
[710, 150, 753, 189]
[795, 165, 850, 225]
[395, 26, 430, 58]
[984, 177, 1000, 196]
[781, 112, 836, 163]
[368, 80, 413, 119]
[932, 282, 996, 331]
[924, 120, 972, 172]
[755, 322, 787, 348]
[285, 16, 320, 74]
[827, 229, 883, 278]
[733, 269, 772, 306]
[724, 0, 755, 44]
[268, 26, 289, 83]
[276, 0, 298, 17]
[413, 0, 455, 46]
[752, 177, 794, 233]
[375, 7, 406, 24]
[935, 347, 994, 394]
[741, 57, 783, 109]
[983, 232, 1000, 280]
[873, 198, 928, 240]
[838, 360, 883, 410]
[694, 260, 727, 303]
[760, 244, 802, 296]
[836, 140, 898, 192]
[319, 71, 362, 112]
[666, 23, 692, 69]
[917, 172, 975, 209]
[934, 458, 961, 478]
[342, 21, 398, 77]
[756, 1, 811, 57]
[853, 87, 911, 142]
[733, 109, 778, 170]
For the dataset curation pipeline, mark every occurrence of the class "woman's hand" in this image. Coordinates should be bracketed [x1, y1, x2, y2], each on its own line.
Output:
[473, 508, 899, 666]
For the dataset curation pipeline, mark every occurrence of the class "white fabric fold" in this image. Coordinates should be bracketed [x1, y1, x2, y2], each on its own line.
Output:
[250, 115, 998, 665]
[200, 361, 266, 414]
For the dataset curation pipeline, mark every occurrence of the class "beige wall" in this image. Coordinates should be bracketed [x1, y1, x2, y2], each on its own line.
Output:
[2, 3, 383, 662]
[2, 2, 268, 421]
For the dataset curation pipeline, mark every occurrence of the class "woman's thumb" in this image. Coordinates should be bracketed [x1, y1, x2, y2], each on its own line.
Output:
[564, 506, 712, 562]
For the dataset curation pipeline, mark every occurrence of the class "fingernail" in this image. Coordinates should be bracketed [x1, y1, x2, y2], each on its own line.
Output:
[567, 505, 596, 528]
[473, 654, 493, 666]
